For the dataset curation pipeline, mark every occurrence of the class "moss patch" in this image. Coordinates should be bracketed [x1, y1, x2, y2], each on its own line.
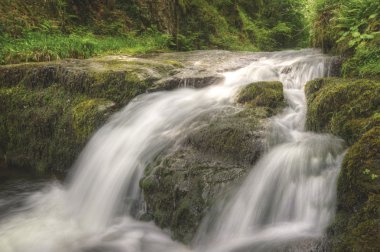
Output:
[0, 56, 180, 177]
[305, 77, 380, 251]
[237, 81, 285, 114]
[328, 127, 380, 252]
[0, 84, 116, 177]
[306, 78, 380, 145]
[72, 99, 115, 141]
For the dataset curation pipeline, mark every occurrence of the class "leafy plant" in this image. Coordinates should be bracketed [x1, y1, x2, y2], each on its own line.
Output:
[310, 0, 380, 78]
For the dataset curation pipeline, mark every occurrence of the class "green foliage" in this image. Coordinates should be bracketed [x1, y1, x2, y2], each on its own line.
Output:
[342, 42, 380, 78]
[0, 0, 312, 62]
[172, 0, 308, 51]
[0, 0, 171, 64]
[310, 0, 380, 78]
[0, 30, 171, 65]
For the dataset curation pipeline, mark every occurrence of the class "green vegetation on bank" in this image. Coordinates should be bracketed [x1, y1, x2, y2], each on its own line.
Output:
[0, 0, 308, 65]
[310, 0, 380, 78]
[0, 0, 172, 64]
[0, 31, 171, 65]
[173, 0, 307, 51]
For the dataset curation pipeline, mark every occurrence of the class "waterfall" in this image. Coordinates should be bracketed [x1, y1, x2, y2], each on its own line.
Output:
[193, 52, 345, 252]
[0, 49, 345, 252]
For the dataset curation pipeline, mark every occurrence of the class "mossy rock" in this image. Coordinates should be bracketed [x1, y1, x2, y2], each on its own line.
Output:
[237, 81, 285, 114]
[72, 99, 115, 141]
[140, 81, 285, 244]
[306, 78, 380, 145]
[328, 127, 380, 252]
[305, 77, 380, 251]
[0, 83, 117, 177]
[0, 55, 187, 177]
[186, 107, 269, 165]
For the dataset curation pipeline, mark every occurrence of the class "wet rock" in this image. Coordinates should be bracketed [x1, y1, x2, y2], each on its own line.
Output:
[140, 81, 285, 243]
[0, 51, 261, 178]
[237, 81, 285, 114]
[328, 127, 380, 252]
[305, 77, 380, 251]
[305, 77, 380, 145]
[149, 75, 224, 92]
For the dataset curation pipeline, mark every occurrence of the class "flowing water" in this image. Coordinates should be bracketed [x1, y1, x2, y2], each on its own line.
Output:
[0, 49, 345, 252]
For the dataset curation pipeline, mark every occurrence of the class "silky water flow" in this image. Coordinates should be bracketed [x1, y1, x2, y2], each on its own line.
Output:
[0, 49, 345, 252]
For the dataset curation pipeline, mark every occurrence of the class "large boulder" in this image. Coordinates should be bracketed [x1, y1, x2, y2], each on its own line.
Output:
[0, 56, 178, 177]
[305, 77, 380, 251]
[140, 81, 285, 243]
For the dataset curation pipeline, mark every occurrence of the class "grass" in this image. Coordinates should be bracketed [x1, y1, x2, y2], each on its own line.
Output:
[0, 30, 172, 65]
[0, 0, 310, 65]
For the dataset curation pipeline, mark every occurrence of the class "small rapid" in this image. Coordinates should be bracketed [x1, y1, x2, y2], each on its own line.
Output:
[0, 49, 345, 252]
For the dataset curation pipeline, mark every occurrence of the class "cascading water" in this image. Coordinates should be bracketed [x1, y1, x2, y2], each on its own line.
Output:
[0, 49, 345, 252]
[193, 52, 345, 252]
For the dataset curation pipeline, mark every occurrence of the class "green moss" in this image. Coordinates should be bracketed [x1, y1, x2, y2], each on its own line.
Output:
[72, 99, 115, 141]
[306, 78, 380, 145]
[337, 127, 380, 212]
[0, 63, 125, 175]
[139, 175, 158, 193]
[306, 77, 380, 251]
[161, 60, 184, 68]
[237, 81, 285, 115]
[0, 64, 31, 88]
[172, 196, 203, 243]
[140, 162, 206, 243]
[0, 85, 78, 174]
[328, 127, 380, 251]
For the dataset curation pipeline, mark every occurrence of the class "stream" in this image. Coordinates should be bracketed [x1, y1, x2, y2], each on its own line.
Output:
[0, 49, 345, 252]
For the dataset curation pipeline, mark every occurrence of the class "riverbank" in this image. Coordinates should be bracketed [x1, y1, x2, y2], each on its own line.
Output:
[0, 0, 310, 65]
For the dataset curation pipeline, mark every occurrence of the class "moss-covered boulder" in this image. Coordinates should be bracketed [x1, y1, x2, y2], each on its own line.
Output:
[305, 78, 380, 145]
[0, 84, 116, 177]
[329, 127, 380, 251]
[0, 55, 190, 178]
[140, 81, 285, 243]
[305, 77, 380, 251]
[237, 81, 286, 114]
[0, 56, 180, 104]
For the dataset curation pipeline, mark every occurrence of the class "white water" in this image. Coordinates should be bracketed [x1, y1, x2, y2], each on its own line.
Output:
[0, 49, 344, 252]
